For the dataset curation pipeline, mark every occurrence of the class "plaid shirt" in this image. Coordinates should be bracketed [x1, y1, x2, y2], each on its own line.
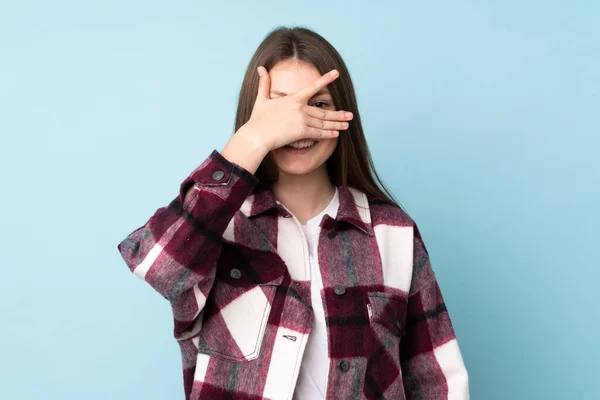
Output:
[117, 150, 469, 400]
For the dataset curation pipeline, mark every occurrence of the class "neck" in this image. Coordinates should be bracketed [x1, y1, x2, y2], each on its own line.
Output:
[272, 165, 336, 225]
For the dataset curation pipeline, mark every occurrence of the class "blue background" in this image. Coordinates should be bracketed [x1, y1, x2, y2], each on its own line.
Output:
[1, 1, 598, 399]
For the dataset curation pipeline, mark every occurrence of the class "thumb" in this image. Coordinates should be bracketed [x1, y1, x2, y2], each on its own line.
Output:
[255, 66, 271, 101]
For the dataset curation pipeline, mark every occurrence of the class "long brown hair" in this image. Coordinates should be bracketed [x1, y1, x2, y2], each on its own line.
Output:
[233, 25, 403, 210]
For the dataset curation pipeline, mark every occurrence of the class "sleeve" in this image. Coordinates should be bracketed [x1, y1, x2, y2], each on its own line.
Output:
[116, 149, 259, 340]
[400, 223, 470, 400]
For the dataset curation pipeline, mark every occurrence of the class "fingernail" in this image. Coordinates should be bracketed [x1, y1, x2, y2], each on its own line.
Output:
[345, 112, 353, 119]
[257, 66, 263, 76]
[330, 70, 339, 77]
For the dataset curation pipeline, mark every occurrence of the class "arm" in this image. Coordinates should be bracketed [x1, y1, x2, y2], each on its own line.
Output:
[401, 224, 469, 399]
[116, 149, 259, 340]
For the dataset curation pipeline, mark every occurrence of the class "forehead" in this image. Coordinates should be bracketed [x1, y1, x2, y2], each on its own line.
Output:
[268, 60, 329, 95]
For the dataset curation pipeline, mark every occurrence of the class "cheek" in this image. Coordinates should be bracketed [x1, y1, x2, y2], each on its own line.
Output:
[318, 137, 338, 159]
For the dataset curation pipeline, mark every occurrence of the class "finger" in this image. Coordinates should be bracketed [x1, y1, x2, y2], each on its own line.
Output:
[305, 115, 349, 131]
[295, 69, 340, 102]
[256, 66, 271, 101]
[304, 105, 353, 121]
[301, 126, 340, 140]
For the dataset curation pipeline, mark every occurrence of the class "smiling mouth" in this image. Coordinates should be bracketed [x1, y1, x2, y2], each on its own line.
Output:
[285, 140, 319, 149]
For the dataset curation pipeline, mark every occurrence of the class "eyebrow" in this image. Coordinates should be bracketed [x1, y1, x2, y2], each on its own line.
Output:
[270, 89, 331, 98]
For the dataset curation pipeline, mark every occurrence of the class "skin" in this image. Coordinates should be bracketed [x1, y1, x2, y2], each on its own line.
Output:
[218, 59, 354, 224]
[269, 60, 343, 224]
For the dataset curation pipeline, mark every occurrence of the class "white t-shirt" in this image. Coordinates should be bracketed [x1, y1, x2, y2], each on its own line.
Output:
[293, 187, 340, 399]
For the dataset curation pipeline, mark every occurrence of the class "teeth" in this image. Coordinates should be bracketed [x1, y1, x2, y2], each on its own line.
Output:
[288, 140, 317, 149]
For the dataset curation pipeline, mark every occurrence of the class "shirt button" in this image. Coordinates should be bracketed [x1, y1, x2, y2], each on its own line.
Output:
[338, 360, 350, 372]
[283, 213, 291, 218]
[230, 268, 242, 279]
[333, 285, 346, 295]
[212, 170, 225, 181]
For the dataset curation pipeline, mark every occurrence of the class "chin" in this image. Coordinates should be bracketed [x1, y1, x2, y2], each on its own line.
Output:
[273, 153, 321, 175]
[277, 163, 320, 176]
[272, 141, 336, 177]
[273, 138, 337, 175]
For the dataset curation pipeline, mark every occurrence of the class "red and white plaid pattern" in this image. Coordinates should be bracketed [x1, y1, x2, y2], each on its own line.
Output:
[117, 150, 469, 399]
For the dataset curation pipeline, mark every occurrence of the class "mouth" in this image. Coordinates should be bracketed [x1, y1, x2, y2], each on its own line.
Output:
[284, 139, 319, 153]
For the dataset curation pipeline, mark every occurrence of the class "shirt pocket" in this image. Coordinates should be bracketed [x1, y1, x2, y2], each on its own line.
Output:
[366, 291, 408, 337]
[197, 249, 284, 363]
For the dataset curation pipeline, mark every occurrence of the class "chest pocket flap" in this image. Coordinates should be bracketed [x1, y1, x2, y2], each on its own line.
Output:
[367, 291, 408, 337]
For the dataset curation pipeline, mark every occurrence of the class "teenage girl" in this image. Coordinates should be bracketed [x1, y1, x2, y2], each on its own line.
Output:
[118, 26, 469, 400]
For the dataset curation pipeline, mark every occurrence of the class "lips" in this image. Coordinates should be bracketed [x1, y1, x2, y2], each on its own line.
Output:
[283, 140, 319, 154]
[285, 140, 319, 149]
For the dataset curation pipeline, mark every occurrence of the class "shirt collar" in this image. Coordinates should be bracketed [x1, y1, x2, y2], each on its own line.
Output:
[240, 184, 375, 236]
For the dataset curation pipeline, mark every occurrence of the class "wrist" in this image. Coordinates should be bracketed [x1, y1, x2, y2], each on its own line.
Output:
[236, 124, 270, 155]
[221, 126, 269, 175]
